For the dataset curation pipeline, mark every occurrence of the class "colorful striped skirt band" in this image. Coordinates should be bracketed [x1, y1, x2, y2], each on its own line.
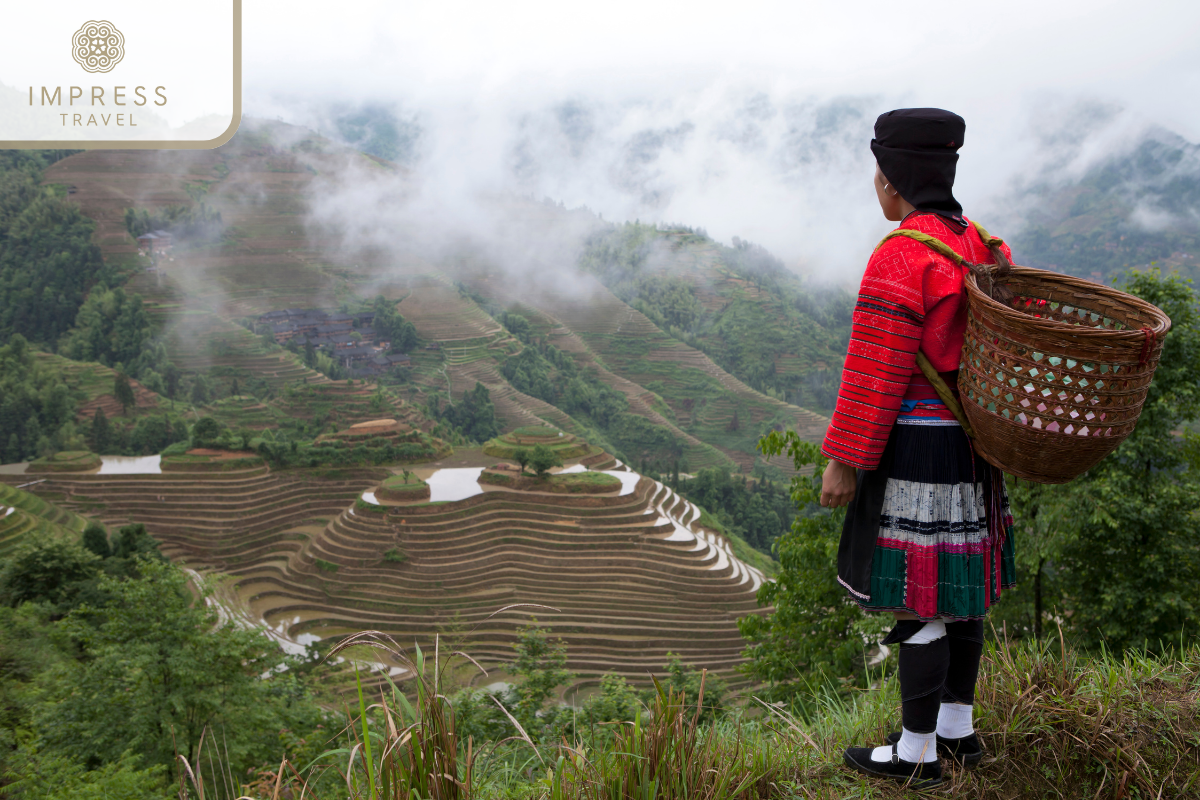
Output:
[836, 422, 1015, 621]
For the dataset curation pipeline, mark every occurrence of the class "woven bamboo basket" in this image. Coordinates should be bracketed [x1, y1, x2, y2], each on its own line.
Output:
[958, 266, 1171, 483]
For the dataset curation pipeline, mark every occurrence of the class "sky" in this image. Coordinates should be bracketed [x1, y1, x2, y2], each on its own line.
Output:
[238, 0, 1200, 277]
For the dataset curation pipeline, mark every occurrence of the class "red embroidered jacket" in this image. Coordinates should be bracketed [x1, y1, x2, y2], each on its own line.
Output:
[821, 212, 1013, 470]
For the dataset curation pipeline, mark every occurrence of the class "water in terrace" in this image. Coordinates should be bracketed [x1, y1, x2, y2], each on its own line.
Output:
[98, 455, 162, 474]
[426, 467, 487, 501]
[646, 479, 764, 591]
[362, 491, 380, 504]
[598, 469, 640, 495]
[203, 585, 410, 677]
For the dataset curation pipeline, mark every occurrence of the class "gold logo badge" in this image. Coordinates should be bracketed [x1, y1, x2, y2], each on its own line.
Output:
[72, 21, 125, 73]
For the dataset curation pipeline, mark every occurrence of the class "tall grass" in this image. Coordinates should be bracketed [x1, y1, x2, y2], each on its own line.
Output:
[221, 630, 1199, 800]
[321, 630, 482, 799]
[542, 672, 776, 800]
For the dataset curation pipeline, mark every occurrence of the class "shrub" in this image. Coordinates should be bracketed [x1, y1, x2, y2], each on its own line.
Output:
[529, 444, 562, 477]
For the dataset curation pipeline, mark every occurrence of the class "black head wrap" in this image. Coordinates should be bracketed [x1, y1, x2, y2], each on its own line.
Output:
[870, 108, 966, 227]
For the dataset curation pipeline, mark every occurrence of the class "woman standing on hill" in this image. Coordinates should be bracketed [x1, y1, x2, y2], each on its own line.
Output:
[819, 108, 1016, 789]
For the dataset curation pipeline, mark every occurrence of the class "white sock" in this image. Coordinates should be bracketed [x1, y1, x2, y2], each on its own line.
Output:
[869, 744, 894, 762]
[902, 618, 947, 645]
[937, 702, 974, 739]
[897, 727, 938, 763]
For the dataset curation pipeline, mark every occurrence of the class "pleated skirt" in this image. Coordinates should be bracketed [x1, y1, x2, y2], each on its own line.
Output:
[837, 420, 1016, 621]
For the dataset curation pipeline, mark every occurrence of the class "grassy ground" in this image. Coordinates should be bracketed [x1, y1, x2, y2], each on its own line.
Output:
[238, 633, 1200, 799]
[479, 469, 623, 494]
[380, 475, 429, 491]
[27, 451, 101, 472]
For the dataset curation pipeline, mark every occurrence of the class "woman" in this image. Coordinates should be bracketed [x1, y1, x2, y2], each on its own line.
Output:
[821, 108, 1016, 789]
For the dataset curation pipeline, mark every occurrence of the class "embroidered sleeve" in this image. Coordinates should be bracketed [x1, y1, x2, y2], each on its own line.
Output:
[821, 242, 926, 470]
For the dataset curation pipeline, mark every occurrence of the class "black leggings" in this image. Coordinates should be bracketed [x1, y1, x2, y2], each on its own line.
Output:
[885, 619, 985, 734]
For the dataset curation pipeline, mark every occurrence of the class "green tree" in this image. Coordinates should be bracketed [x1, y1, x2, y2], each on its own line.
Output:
[58, 288, 152, 367]
[81, 522, 111, 559]
[508, 621, 573, 739]
[513, 446, 531, 475]
[0, 153, 106, 345]
[89, 408, 110, 453]
[113, 373, 135, 416]
[162, 364, 180, 400]
[529, 444, 562, 477]
[189, 375, 210, 406]
[110, 523, 163, 563]
[128, 415, 180, 455]
[190, 416, 220, 447]
[441, 382, 500, 443]
[36, 559, 316, 780]
[0, 538, 100, 610]
[742, 492, 783, 552]
[738, 432, 885, 701]
[372, 296, 419, 353]
[2, 746, 165, 800]
[501, 312, 533, 343]
[0, 334, 80, 461]
[579, 673, 642, 729]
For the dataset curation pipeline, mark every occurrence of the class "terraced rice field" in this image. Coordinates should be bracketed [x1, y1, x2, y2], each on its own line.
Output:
[258, 466, 766, 690]
[14, 464, 380, 567]
[33, 352, 165, 422]
[0, 481, 90, 556]
[46, 126, 826, 474]
[269, 381, 430, 431]
[466, 272, 825, 475]
[42, 130, 395, 389]
[28, 127, 830, 690]
[14, 458, 768, 693]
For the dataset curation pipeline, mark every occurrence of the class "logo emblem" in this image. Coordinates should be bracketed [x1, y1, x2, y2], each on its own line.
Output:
[72, 21, 125, 73]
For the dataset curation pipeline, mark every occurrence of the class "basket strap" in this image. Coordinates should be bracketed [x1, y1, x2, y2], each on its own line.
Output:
[873, 225, 984, 438]
[874, 223, 1012, 438]
[873, 222, 1007, 266]
[969, 220, 1006, 250]
[874, 229, 966, 264]
[914, 351, 976, 438]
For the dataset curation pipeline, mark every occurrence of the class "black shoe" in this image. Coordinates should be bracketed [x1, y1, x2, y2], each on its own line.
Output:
[843, 742, 943, 790]
[886, 730, 984, 769]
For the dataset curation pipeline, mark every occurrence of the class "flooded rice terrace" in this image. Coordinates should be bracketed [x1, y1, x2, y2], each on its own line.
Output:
[425, 466, 487, 501]
[97, 455, 162, 474]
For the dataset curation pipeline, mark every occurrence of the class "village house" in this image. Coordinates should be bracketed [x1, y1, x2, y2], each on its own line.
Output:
[136, 229, 172, 253]
[271, 322, 299, 342]
[255, 309, 410, 379]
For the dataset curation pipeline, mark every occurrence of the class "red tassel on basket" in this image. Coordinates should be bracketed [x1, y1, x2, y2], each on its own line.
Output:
[1139, 327, 1157, 366]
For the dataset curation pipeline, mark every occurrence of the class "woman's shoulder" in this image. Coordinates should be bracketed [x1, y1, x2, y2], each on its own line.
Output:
[870, 212, 990, 269]
[899, 212, 1001, 263]
[869, 215, 959, 270]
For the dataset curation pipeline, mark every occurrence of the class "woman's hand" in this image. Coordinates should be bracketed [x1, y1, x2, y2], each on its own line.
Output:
[821, 459, 857, 508]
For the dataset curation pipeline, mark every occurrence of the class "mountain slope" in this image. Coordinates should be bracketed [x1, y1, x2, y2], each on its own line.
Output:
[1008, 129, 1200, 282]
[44, 121, 833, 474]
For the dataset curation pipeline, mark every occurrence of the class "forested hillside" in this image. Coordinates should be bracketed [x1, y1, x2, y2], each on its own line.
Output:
[577, 223, 852, 414]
